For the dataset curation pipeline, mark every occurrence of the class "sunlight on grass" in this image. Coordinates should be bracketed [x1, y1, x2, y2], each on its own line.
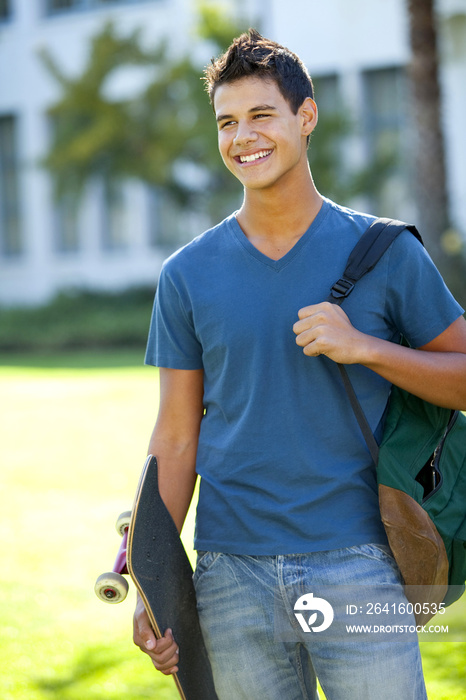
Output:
[0, 352, 186, 700]
[1, 351, 465, 699]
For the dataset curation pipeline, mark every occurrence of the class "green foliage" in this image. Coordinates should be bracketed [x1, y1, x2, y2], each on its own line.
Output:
[196, 0, 251, 50]
[40, 12, 247, 218]
[0, 288, 155, 352]
[40, 25, 165, 200]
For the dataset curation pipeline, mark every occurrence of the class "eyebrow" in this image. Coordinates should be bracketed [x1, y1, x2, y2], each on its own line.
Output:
[216, 104, 277, 123]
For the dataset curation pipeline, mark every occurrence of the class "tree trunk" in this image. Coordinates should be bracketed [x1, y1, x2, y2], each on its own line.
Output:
[407, 0, 449, 258]
[407, 0, 465, 304]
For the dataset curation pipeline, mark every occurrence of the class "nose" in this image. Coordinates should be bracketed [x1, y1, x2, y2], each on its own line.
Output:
[233, 120, 258, 147]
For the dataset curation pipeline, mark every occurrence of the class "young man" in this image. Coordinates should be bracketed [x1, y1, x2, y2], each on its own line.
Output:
[133, 30, 466, 699]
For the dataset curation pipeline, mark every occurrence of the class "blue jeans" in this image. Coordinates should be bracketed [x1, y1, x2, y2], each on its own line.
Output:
[193, 544, 427, 700]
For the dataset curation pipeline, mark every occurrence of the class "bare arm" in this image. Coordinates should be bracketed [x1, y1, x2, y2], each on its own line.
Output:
[133, 366, 204, 675]
[293, 304, 466, 409]
[148, 367, 204, 533]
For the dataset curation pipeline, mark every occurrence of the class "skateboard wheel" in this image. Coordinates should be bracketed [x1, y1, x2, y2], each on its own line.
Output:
[94, 572, 129, 604]
[115, 510, 132, 536]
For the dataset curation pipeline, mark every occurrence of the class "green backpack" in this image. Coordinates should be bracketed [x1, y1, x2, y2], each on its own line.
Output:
[329, 217, 466, 618]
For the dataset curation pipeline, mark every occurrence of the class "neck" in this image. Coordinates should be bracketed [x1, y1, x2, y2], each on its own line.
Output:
[236, 169, 323, 256]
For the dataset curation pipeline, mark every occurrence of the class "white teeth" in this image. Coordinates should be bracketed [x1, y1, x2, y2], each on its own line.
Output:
[239, 150, 271, 163]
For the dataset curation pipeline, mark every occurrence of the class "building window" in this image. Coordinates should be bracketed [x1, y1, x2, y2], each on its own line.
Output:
[47, 0, 81, 10]
[147, 186, 193, 250]
[363, 67, 406, 161]
[311, 74, 350, 203]
[0, 116, 22, 257]
[314, 74, 340, 115]
[46, 0, 153, 13]
[53, 195, 80, 253]
[0, 0, 11, 21]
[147, 186, 160, 247]
[362, 66, 413, 215]
[46, 114, 80, 253]
[100, 178, 128, 250]
[313, 74, 344, 159]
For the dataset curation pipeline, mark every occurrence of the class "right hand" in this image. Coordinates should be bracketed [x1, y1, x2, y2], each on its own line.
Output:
[133, 595, 180, 674]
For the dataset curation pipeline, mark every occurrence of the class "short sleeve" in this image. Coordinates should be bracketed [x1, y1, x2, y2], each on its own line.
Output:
[145, 264, 203, 369]
[385, 231, 464, 347]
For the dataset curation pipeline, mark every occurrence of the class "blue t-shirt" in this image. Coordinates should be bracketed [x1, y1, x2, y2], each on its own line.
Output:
[145, 198, 464, 555]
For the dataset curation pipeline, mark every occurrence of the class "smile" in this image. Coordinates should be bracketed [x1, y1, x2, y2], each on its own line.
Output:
[237, 150, 273, 164]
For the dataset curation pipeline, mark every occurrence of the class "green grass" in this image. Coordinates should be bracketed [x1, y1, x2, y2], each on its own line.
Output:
[1, 351, 465, 699]
[0, 351, 186, 700]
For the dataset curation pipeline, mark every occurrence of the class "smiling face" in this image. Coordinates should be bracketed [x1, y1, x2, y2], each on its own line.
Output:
[214, 76, 317, 193]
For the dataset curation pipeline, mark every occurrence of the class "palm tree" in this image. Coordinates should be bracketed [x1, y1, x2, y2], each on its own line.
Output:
[407, 0, 449, 257]
[407, 0, 465, 304]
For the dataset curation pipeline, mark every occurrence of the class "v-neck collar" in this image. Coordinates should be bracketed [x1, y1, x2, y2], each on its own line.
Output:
[227, 199, 330, 272]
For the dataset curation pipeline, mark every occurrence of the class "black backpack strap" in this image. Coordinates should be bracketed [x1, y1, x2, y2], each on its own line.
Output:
[336, 363, 380, 464]
[329, 218, 423, 301]
[327, 218, 423, 464]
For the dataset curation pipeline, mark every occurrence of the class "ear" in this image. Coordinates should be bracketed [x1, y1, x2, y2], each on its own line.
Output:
[299, 97, 318, 137]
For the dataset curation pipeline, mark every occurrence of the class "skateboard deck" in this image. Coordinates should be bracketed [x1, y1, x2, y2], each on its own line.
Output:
[126, 455, 218, 700]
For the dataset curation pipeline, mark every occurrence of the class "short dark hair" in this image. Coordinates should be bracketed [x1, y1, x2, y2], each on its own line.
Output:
[203, 28, 314, 115]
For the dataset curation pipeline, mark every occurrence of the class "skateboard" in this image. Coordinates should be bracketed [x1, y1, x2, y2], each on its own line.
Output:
[95, 455, 218, 700]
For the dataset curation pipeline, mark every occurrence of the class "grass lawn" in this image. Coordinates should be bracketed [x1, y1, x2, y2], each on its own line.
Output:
[1, 350, 465, 699]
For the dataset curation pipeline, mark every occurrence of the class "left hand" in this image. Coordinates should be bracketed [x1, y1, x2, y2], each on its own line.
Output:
[293, 302, 369, 364]
[133, 596, 180, 675]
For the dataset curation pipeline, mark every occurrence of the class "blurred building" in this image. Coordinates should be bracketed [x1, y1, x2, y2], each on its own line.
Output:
[0, 0, 465, 306]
